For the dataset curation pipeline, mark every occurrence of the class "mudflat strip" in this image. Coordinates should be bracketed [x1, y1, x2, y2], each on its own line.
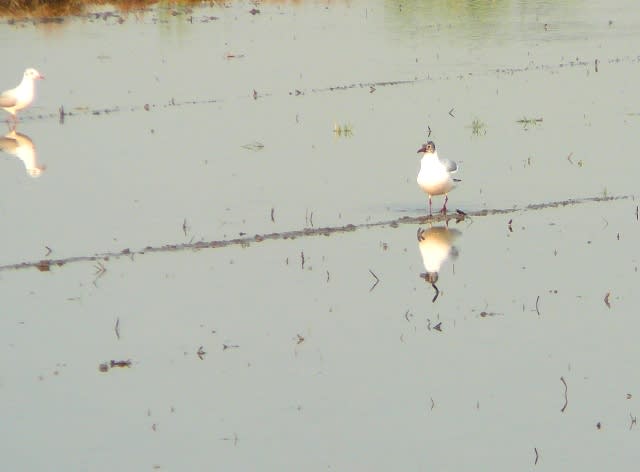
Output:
[0, 194, 631, 274]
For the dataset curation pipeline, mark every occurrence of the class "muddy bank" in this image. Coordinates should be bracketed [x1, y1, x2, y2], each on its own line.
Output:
[0, 195, 631, 274]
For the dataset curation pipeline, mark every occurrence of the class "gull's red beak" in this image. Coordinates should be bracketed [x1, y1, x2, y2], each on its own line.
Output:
[417, 144, 427, 153]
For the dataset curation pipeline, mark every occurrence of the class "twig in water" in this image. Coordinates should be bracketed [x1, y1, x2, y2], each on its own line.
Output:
[114, 318, 120, 340]
[305, 209, 310, 226]
[44, 246, 52, 256]
[270, 207, 275, 223]
[630, 413, 637, 430]
[220, 432, 239, 446]
[241, 141, 264, 151]
[182, 218, 189, 236]
[301, 251, 305, 269]
[534, 447, 539, 465]
[560, 377, 568, 412]
[94, 262, 106, 277]
[604, 292, 611, 308]
[449, 108, 455, 117]
[427, 125, 432, 137]
[430, 397, 435, 410]
[567, 152, 574, 164]
[431, 283, 439, 303]
[197, 346, 206, 360]
[93, 262, 106, 286]
[368, 269, 379, 292]
[535, 295, 541, 315]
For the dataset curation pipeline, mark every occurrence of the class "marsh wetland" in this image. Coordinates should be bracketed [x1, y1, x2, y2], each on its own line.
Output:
[1, 0, 639, 470]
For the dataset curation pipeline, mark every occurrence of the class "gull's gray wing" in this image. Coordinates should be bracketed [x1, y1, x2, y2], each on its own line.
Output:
[439, 156, 458, 173]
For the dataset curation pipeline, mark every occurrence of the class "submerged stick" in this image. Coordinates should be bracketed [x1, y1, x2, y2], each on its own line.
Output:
[431, 283, 439, 303]
[368, 269, 380, 292]
[560, 377, 569, 412]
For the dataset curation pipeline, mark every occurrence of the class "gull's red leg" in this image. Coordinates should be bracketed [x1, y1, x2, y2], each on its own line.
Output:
[440, 194, 448, 215]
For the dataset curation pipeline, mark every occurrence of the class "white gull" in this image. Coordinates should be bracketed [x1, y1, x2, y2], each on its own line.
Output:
[416, 140, 459, 216]
[1, 68, 45, 128]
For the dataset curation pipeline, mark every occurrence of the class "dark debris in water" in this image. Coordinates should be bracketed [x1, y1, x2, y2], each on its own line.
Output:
[99, 359, 132, 372]
[196, 346, 206, 360]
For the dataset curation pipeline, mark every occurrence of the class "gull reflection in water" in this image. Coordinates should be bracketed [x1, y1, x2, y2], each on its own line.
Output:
[417, 225, 461, 302]
[0, 130, 45, 178]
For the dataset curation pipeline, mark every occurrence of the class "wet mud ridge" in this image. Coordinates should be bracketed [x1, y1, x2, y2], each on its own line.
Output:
[20, 52, 640, 124]
[0, 195, 631, 274]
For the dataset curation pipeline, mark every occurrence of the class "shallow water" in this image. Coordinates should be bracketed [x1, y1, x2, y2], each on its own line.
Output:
[1, 1, 639, 470]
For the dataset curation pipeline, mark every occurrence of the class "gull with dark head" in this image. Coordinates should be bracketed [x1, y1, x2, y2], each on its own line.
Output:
[1, 68, 45, 129]
[416, 140, 458, 216]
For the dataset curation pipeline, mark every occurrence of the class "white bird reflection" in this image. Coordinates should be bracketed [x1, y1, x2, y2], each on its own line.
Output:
[417, 225, 461, 302]
[0, 130, 45, 177]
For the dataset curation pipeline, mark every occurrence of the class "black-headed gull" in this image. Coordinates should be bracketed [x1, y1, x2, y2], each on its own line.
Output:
[0, 68, 45, 128]
[416, 141, 458, 216]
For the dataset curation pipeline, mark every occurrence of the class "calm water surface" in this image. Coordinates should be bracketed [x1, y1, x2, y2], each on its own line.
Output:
[1, 0, 639, 470]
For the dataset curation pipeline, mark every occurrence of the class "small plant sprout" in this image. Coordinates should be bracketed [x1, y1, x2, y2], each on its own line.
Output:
[333, 122, 353, 137]
[516, 117, 543, 130]
[469, 118, 487, 136]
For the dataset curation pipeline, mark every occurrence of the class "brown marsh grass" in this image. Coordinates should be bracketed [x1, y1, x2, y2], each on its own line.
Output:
[0, 0, 214, 18]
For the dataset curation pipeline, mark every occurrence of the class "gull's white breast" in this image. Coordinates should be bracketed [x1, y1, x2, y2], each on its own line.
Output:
[417, 153, 455, 196]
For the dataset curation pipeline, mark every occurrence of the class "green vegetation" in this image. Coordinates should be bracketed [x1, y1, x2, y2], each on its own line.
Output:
[468, 118, 487, 136]
[333, 122, 353, 137]
[516, 117, 543, 130]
